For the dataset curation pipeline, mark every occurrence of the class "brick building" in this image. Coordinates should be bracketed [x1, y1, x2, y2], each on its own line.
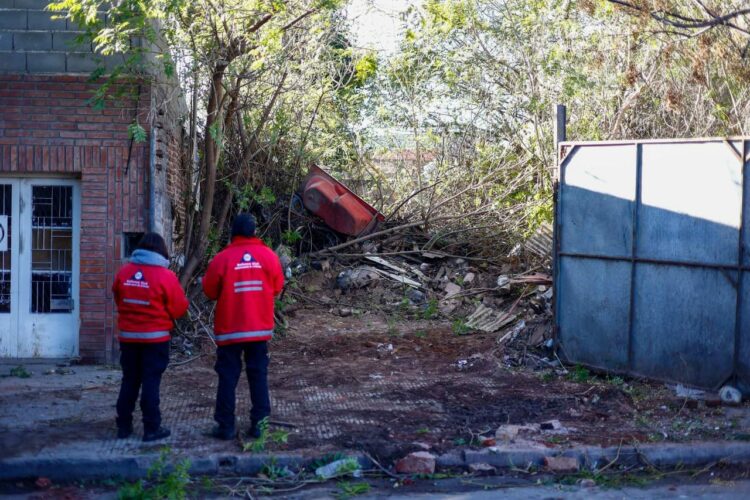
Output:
[0, 0, 188, 362]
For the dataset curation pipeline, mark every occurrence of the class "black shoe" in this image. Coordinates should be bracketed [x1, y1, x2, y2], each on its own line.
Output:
[247, 421, 263, 439]
[117, 425, 133, 439]
[143, 427, 171, 442]
[210, 425, 236, 441]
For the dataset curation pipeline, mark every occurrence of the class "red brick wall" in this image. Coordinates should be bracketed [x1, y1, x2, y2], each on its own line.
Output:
[0, 74, 151, 362]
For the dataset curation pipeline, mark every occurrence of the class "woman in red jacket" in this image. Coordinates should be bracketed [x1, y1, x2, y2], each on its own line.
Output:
[112, 233, 188, 442]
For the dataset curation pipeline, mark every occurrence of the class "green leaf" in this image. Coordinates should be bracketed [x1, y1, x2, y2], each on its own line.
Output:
[128, 122, 147, 143]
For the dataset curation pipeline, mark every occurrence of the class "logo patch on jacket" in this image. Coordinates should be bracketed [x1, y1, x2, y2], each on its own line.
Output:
[124, 270, 150, 288]
[235, 252, 262, 270]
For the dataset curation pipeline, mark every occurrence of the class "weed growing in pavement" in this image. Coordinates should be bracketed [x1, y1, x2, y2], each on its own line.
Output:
[451, 319, 471, 335]
[260, 458, 291, 480]
[557, 469, 651, 489]
[539, 371, 556, 382]
[243, 418, 289, 453]
[117, 448, 191, 500]
[399, 297, 411, 314]
[566, 365, 592, 383]
[421, 298, 439, 319]
[607, 376, 625, 386]
[8, 365, 31, 378]
[335, 481, 370, 499]
[414, 330, 427, 338]
[416, 427, 430, 435]
[387, 317, 400, 336]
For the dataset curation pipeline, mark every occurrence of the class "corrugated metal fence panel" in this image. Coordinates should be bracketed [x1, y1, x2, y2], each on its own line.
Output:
[560, 145, 636, 257]
[740, 280, 750, 394]
[639, 142, 742, 265]
[555, 138, 749, 392]
[558, 258, 631, 371]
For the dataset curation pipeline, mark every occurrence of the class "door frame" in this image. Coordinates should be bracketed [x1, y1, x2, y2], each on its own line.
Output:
[0, 177, 80, 358]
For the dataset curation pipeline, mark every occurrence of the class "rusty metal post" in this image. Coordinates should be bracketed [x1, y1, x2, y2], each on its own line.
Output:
[555, 104, 567, 149]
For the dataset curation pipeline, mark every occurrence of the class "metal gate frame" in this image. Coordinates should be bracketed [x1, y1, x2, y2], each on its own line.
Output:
[553, 137, 749, 392]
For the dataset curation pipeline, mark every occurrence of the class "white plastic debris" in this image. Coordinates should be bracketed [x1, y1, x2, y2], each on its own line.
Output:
[719, 385, 743, 405]
[315, 458, 362, 479]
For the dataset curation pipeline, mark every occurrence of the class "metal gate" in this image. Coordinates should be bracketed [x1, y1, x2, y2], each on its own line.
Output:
[554, 138, 749, 393]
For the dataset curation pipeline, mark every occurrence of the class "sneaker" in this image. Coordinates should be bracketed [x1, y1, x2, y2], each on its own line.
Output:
[117, 425, 133, 439]
[209, 425, 236, 441]
[143, 427, 171, 442]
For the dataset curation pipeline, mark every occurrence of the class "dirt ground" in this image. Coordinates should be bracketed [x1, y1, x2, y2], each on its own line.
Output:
[258, 307, 750, 458]
[2, 304, 750, 464]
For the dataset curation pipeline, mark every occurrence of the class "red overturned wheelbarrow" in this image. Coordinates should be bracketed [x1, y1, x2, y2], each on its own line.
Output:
[301, 165, 385, 237]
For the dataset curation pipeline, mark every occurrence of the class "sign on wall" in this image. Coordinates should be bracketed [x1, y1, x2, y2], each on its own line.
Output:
[0, 215, 7, 252]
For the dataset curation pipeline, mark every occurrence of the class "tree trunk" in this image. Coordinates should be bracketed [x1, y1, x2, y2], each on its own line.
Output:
[179, 64, 226, 288]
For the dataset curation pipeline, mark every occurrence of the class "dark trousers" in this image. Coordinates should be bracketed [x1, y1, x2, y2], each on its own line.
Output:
[214, 341, 270, 430]
[116, 342, 170, 434]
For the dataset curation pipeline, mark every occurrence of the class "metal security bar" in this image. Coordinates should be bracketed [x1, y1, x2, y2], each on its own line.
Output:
[31, 186, 74, 313]
[0, 184, 11, 314]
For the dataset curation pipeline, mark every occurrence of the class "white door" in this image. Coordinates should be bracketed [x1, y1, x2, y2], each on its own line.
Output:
[0, 179, 80, 358]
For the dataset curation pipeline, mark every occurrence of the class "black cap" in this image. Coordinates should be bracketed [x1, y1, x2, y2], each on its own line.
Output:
[231, 213, 256, 238]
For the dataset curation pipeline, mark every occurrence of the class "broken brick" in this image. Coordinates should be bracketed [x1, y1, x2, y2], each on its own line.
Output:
[395, 451, 436, 475]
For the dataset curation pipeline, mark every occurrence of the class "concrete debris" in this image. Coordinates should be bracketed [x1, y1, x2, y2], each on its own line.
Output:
[377, 343, 394, 355]
[498, 320, 526, 343]
[578, 478, 597, 488]
[336, 266, 381, 291]
[495, 424, 525, 442]
[444, 282, 462, 297]
[540, 419, 564, 431]
[543, 456, 579, 473]
[275, 244, 294, 279]
[463, 272, 476, 284]
[496, 275, 511, 291]
[674, 384, 706, 400]
[413, 442, 432, 451]
[466, 304, 517, 333]
[407, 289, 426, 305]
[395, 451, 436, 475]
[335, 307, 362, 317]
[370, 267, 423, 289]
[468, 463, 496, 474]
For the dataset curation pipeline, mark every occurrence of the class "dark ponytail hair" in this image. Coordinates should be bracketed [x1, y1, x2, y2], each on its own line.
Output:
[137, 232, 169, 260]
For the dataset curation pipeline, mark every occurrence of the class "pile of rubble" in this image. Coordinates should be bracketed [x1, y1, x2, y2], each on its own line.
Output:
[275, 224, 554, 355]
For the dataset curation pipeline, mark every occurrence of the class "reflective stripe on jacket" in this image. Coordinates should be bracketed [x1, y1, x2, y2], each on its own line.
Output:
[202, 236, 284, 346]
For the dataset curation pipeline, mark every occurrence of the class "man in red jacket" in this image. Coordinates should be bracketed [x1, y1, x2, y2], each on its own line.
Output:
[203, 214, 284, 440]
[113, 233, 188, 442]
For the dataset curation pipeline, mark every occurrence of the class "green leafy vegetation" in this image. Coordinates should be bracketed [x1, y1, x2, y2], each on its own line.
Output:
[117, 448, 191, 500]
[451, 318, 471, 336]
[567, 365, 593, 383]
[9, 365, 31, 378]
[336, 481, 371, 499]
[243, 418, 289, 453]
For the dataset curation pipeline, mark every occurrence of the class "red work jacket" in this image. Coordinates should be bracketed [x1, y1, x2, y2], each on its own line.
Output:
[202, 236, 285, 345]
[113, 257, 189, 343]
